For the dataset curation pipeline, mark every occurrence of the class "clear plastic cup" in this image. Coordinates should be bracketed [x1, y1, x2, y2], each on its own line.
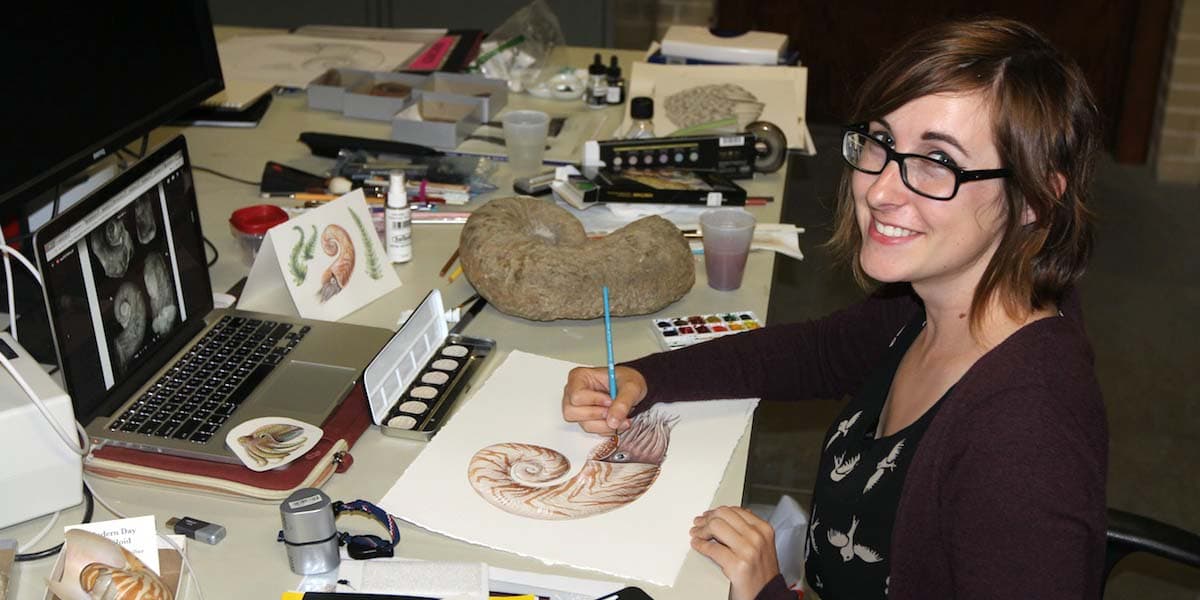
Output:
[501, 110, 550, 178]
[699, 209, 756, 291]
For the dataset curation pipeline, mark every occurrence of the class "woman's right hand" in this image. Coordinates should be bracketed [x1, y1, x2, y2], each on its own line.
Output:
[561, 365, 648, 434]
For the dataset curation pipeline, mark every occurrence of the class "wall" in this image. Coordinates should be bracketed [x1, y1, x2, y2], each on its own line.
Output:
[611, 0, 715, 50]
[1158, 0, 1200, 184]
[207, 0, 613, 47]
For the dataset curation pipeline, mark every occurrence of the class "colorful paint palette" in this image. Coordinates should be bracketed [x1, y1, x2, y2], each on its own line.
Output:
[651, 310, 761, 350]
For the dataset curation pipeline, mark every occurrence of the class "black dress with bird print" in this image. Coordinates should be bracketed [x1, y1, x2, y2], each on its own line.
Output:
[804, 310, 944, 599]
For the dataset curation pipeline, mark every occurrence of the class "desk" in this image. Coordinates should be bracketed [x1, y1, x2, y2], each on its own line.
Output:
[4, 45, 791, 600]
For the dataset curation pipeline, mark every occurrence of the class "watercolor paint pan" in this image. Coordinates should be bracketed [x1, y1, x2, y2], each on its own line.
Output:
[650, 310, 761, 350]
[365, 290, 496, 441]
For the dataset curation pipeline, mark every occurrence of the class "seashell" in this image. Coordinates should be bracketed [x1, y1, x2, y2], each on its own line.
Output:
[46, 529, 173, 600]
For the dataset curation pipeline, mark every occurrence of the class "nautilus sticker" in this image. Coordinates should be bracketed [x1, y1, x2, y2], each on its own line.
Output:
[226, 417, 323, 472]
[467, 411, 678, 520]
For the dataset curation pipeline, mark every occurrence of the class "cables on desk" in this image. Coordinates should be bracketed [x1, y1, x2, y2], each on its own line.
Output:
[191, 165, 261, 187]
[14, 484, 95, 562]
[204, 236, 219, 267]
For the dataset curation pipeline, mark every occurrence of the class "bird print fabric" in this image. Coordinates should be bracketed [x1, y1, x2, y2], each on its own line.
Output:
[804, 312, 945, 599]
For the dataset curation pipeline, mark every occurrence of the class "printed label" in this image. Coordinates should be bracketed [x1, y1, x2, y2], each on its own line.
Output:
[719, 136, 745, 147]
[289, 494, 325, 510]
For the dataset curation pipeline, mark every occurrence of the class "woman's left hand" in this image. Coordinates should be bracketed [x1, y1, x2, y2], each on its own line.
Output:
[690, 506, 780, 600]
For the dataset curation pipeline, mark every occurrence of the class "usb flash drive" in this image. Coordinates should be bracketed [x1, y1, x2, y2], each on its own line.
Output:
[165, 516, 226, 545]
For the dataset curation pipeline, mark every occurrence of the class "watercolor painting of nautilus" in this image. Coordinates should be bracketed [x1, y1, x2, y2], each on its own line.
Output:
[46, 529, 174, 600]
[467, 411, 678, 520]
[226, 417, 322, 472]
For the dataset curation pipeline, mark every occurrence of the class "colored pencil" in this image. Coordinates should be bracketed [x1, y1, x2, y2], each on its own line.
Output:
[447, 265, 464, 283]
[438, 248, 460, 277]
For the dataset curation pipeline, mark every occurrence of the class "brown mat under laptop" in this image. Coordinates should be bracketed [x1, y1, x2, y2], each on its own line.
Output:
[84, 382, 372, 502]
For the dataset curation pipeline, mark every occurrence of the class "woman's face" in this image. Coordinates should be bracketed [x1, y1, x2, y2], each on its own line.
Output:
[852, 92, 1009, 295]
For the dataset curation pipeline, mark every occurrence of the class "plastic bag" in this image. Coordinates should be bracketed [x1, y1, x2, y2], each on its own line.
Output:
[749, 494, 809, 591]
[471, 0, 565, 92]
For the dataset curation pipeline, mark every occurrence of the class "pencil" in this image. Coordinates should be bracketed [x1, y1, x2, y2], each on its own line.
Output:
[447, 265, 464, 283]
[438, 248, 460, 277]
[602, 286, 617, 408]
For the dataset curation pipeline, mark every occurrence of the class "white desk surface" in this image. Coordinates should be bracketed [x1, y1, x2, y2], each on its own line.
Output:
[5, 44, 792, 600]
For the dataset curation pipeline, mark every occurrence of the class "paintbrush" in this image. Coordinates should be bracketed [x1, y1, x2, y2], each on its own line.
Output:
[602, 286, 619, 441]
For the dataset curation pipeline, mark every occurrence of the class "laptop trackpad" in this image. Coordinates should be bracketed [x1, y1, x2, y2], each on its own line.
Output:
[257, 362, 355, 415]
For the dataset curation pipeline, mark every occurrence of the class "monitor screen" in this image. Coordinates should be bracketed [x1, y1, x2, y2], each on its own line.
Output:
[0, 1, 224, 213]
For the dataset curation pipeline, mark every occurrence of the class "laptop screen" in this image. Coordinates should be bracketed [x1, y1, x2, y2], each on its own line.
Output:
[36, 136, 214, 424]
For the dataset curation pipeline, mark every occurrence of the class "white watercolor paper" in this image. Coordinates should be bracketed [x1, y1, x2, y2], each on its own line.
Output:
[217, 34, 424, 88]
[239, 189, 400, 322]
[378, 350, 758, 586]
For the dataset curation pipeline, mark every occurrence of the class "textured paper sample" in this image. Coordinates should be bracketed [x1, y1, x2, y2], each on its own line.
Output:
[620, 62, 814, 153]
[379, 350, 758, 586]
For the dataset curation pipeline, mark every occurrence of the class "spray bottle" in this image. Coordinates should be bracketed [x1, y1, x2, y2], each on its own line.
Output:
[386, 173, 412, 263]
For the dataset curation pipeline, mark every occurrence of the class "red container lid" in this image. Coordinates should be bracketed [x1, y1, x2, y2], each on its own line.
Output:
[229, 204, 289, 235]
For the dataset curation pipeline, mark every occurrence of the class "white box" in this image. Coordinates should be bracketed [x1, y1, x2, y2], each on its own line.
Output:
[0, 333, 82, 529]
[661, 25, 788, 65]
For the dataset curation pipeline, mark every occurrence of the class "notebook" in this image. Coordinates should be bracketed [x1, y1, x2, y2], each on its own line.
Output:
[33, 135, 394, 464]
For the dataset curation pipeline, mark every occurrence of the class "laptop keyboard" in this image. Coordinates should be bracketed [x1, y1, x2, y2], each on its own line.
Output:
[108, 315, 311, 444]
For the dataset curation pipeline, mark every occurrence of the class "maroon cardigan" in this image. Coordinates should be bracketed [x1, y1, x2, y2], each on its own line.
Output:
[626, 286, 1107, 599]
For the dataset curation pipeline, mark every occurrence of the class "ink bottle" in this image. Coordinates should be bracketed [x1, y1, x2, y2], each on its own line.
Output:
[586, 53, 608, 109]
[605, 55, 625, 105]
[386, 173, 413, 263]
[623, 97, 656, 139]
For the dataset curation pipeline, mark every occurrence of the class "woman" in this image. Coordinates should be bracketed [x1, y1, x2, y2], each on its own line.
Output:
[561, 18, 1107, 600]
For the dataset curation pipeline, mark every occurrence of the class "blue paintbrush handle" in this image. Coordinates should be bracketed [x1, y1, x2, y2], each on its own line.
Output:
[603, 286, 616, 400]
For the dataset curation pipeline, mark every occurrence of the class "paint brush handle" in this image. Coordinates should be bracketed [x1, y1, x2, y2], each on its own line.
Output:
[603, 286, 617, 401]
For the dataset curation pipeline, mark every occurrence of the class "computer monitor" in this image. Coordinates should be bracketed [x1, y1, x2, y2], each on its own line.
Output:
[0, 0, 224, 216]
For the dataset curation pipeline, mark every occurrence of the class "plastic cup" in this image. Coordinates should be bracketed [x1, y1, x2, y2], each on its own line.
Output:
[700, 209, 756, 291]
[501, 110, 550, 178]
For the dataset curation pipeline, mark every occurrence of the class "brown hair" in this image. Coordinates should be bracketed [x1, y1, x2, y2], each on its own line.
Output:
[828, 18, 1101, 330]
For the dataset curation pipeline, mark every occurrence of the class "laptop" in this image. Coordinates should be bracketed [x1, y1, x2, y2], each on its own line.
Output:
[34, 135, 394, 463]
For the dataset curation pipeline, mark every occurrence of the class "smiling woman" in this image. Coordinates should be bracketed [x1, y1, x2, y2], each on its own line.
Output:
[560, 16, 1108, 600]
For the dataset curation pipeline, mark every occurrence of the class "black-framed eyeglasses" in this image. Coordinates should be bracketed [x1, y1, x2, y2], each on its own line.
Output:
[841, 124, 1012, 200]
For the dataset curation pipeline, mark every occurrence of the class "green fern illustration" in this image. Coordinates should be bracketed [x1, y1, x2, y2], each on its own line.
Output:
[289, 226, 308, 286]
[348, 207, 384, 279]
[303, 224, 318, 260]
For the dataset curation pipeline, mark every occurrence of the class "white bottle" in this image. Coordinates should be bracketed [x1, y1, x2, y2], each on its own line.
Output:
[386, 173, 413, 263]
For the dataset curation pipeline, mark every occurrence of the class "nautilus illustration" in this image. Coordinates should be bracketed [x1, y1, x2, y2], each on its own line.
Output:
[134, 194, 157, 244]
[237, 423, 308, 467]
[664, 83, 764, 130]
[112, 281, 147, 372]
[467, 411, 678, 520]
[318, 224, 355, 302]
[88, 219, 134, 278]
[142, 253, 177, 335]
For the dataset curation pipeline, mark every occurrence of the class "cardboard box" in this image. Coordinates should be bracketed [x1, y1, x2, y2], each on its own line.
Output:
[342, 72, 426, 121]
[391, 95, 484, 150]
[306, 68, 372, 112]
[418, 72, 508, 122]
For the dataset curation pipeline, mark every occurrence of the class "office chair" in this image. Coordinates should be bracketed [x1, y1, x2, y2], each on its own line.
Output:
[1103, 508, 1200, 591]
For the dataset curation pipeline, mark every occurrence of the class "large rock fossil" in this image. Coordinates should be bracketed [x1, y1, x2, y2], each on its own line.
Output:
[459, 197, 694, 320]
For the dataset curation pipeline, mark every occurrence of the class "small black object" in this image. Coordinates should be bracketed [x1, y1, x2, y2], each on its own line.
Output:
[344, 533, 394, 559]
[298, 132, 443, 159]
[630, 97, 654, 120]
[605, 55, 625, 104]
[594, 587, 655, 600]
